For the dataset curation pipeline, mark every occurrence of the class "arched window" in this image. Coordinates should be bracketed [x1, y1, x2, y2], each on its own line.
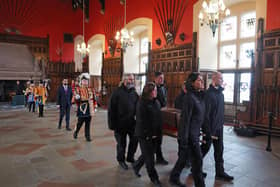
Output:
[74, 35, 84, 72]
[88, 34, 105, 76]
[122, 18, 152, 94]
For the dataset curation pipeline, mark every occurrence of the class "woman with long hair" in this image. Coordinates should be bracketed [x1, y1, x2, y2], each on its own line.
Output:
[132, 82, 162, 187]
[169, 72, 206, 187]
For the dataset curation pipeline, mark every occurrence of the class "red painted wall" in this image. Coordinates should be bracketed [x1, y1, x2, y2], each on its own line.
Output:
[4, 0, 279, 62]
[266, 0, 280, 31]
[0, 0, 82, 62]
[85, 0, 198, 58]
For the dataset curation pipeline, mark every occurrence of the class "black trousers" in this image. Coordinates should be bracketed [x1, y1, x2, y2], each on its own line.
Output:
[28, 102, 35, 112]
[75, 116, 91, 138]
[201, 127, 224, 174]
[134, 138, 159, 181]
[155, 134, 165, 160]
[58, 105, 71, 128]
[170, 140, 205, 187]
[38, 104, 44, 117]
[114, 128, 138, 162]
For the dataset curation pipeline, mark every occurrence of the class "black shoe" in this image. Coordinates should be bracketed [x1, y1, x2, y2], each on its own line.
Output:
[169, 178, 185, 187]
[156, 158, 168, 165]
[126, 157, 135, 163]
[86, 138, 92, 142]
[118, 161, 128, 170]
[73, 132, 77, 139]
[66, 127, 72, 131]
[57, 126, 61, 129]
[151, 179, 162, 187]
[132, 163, 141, 177]
[215, 172, 234, 181]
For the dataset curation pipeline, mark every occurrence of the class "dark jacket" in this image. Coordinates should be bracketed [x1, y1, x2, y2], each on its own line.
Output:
[203, 84, 224, 136]
[135, 98, 162, 139]
[174, 91, 185, 110]
[156, 84, 167, 108]
[56, 85, 73, 107]
[108, 84, 139, 131]
[15, 84, 23, 95]
[178, 88, 205, 147]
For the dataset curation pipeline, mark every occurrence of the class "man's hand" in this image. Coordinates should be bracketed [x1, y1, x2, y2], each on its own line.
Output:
[56, 105, 60, 109]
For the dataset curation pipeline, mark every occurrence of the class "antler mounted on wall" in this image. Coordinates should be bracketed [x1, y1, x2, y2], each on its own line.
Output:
[104, 16, 123, 57]
[153, 0, 189, 46]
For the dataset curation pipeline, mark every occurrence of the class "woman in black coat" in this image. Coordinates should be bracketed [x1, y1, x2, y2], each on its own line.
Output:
[169, 72, 206, 187]
[132, 82, 162, 187]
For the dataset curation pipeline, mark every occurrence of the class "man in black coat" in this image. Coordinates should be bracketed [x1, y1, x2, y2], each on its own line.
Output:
[154, 71, 168, 165]
[108, 74, 139, 170]
[201, 72, 234, 181]
[174, 83, 191, 169]
[57, 78, 73, 131]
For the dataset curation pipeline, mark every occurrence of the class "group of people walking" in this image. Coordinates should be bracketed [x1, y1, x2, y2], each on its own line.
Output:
[108, 72, 169, 186]
[24, 80, 48, 117]
[108, 71, 234, 187]
[33, 70, 233, 187]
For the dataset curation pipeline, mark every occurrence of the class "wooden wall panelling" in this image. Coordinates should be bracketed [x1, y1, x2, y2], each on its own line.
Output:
[90, 75, 101, 92]
[246, 27, 280, 128]
[147, 32, 197, 107]
[263, 70, 274, 86]
[46, 61, 80, 102]
[101, 54, 123, 106]
[237, 18, 280, 131]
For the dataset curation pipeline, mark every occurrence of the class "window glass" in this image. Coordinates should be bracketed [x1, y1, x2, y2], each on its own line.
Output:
[220, 16, 237, 41]
[140, 37, 149, 54]
[140, 56, 148, 73]
[240, 12, 256, 38]
[239, 42, 255, 68]
[220, 45, 236, 69]
[223, 73, 235, 103]
[239, 73, 251, 103]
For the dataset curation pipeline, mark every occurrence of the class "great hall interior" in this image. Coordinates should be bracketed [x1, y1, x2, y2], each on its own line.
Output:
[0, 0, 280, 187]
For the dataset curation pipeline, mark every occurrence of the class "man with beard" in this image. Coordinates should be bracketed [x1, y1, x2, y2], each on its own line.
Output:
[108, 74, 139, 170]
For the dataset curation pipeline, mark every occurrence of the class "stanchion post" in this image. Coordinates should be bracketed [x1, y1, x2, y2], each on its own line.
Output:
[266, 112, 273, 152]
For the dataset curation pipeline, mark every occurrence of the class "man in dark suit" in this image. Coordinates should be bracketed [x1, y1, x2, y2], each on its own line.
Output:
[57, 78, 73, 131]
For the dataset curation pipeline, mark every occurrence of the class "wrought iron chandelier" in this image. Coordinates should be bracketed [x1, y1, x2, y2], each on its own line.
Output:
[198, 0, 230, 37]
[115, 0, 134, 52]
[77, 0, 90, 55]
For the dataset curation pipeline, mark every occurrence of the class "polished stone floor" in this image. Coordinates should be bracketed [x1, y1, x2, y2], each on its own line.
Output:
[0, 105, 280, 187]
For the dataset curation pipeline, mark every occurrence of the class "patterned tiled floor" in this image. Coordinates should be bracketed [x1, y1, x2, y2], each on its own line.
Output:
[0, 105, 280, 187]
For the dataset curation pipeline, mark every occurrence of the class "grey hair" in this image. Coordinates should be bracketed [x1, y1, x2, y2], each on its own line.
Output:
[122, 74, 134, 81]
[212, 71, 221, 79]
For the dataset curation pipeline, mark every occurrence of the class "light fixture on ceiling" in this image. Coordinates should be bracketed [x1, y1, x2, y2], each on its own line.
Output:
[77, 0, 90, 55]
[115, 0, 134, 52]
[198, 0, 230, 37]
